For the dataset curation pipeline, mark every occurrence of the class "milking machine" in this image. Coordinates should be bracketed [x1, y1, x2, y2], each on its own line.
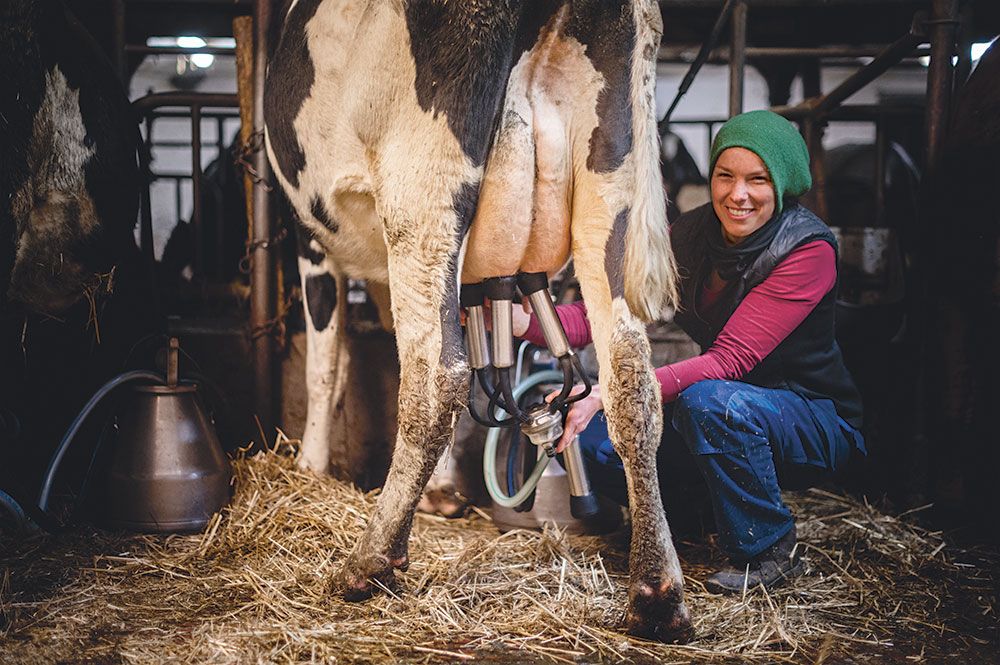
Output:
[462, 272, 600, 519]
[36, 338, 231, 532]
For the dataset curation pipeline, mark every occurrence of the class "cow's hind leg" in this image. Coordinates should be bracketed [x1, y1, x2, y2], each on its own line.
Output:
[335, 186, 468, 598]
[575, 248, 693, 643]
[297, 234, 349, 473]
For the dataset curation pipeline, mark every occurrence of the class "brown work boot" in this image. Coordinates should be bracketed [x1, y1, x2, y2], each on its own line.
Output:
[704, 526, 803, 594]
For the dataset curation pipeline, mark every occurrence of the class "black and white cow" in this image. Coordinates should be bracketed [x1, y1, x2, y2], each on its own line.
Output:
[265, 0, 691, 641]
[1, 0, 142, 315]
[1, 0, 150, 499]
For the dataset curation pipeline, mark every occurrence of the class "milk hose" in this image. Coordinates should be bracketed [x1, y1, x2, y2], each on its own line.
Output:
[38, 370, 165, 512]
[483, 369, 563, 507]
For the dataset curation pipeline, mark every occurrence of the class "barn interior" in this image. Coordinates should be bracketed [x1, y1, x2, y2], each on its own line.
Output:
[1, 0, 998, 662]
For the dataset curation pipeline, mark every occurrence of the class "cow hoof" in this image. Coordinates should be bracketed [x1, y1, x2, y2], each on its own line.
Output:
[417, 486, 468, 518]
[296, 450, 329, 475]
[625, 580, 694, 644]
[335, 554, 405, 601]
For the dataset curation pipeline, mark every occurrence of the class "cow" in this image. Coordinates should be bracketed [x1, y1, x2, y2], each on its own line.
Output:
[1, 0, 151, 505]
[265, 0, 692, 641]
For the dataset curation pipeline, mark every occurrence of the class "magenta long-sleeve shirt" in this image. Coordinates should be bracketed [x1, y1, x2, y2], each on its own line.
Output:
[520, 240, 836, 402]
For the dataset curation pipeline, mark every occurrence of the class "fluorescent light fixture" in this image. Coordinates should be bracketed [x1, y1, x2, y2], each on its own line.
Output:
[191, 53, 215, 68]
[971, 39, 995, 62]
[919, 39, 996, 67]
[176, 36, 207, 49]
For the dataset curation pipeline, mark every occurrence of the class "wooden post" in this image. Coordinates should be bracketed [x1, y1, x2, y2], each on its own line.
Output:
[232, 17, 255, 251]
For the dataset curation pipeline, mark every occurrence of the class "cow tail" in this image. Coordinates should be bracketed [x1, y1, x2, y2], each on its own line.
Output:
[623, 1, 677, 323]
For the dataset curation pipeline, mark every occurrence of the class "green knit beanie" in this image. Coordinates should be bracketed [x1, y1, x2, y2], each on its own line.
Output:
[709, 110, 812, 215]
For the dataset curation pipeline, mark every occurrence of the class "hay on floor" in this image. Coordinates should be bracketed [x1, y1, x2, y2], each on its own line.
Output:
[1, 438, 996, 663]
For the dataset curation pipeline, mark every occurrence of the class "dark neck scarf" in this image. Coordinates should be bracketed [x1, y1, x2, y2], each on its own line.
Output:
[705, 208, 785, 282]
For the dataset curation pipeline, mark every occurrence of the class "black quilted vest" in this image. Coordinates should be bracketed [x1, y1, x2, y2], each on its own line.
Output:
[672, 203, 863, 428]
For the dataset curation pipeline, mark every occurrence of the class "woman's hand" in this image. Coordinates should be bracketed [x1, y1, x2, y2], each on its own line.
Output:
[547, 383, 603, 453]
[511, 300, 532, 337]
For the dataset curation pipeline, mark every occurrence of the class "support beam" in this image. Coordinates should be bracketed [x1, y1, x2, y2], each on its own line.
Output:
[728, 0, 748, 118]
[811, 17, 926, 117]
[111, 0, 126, 82]
[770, 16, 926, 120]
[924, 0, 959, 172]
[251, 0, 276, 449]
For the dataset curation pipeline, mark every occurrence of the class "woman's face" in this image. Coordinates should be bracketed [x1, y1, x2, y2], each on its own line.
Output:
[711, 147, 776, 244]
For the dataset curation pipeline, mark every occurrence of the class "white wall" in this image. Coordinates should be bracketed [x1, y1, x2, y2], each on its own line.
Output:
[655, 61, 929, 177]
[128, 51, 931, 257]
[130, 53, 240, 259]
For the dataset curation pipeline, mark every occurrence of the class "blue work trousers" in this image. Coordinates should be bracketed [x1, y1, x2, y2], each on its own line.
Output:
[577, 380, 865, 560]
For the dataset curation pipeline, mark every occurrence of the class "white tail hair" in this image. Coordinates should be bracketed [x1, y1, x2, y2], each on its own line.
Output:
[624, 1, 677, 322]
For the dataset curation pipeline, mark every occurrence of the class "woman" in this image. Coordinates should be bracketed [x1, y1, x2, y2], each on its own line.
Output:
[514, 110, 865, 594]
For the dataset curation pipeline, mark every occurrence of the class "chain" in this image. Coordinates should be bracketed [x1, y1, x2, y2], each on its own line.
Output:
[247, 294, 295, 350]
[233, 130, 273, 191]
[239, 226, 288, 275]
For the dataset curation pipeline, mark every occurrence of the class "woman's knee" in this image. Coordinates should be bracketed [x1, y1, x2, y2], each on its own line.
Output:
[672, 380, 755, 455]
[673, 380, 736, 425]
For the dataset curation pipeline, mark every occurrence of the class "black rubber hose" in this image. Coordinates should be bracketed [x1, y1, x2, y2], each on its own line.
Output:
[38, 370, 165, 512]
[497, 368, 530, 424]
[477, 368, 517, 427]
[468, 373, 500, 428]
[564, 354, 593, 405]
[505, 424, 519, 497]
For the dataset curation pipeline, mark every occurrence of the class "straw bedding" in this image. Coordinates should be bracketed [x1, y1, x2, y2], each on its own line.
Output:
[2, 439, 996, 664]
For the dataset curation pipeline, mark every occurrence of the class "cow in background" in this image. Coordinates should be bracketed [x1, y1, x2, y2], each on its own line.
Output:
[0, 0, 153, 504]
[266, 0, 692, 641]
[159, 140, 250, 287]
[660, 128, 708, 218]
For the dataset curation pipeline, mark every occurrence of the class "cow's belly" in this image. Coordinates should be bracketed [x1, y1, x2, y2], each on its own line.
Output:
[289, 182, 389, 284]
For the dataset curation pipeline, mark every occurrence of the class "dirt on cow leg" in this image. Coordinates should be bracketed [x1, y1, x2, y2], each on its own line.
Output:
[626, 576, 694, 643]
[335, 355, 466, 600]
[604, 322, 694, 644]
[619, 460, 695, 644]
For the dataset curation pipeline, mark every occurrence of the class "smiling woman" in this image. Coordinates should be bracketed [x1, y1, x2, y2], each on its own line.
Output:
[711, 147, 775, 244]
[518, 109, 867, 597]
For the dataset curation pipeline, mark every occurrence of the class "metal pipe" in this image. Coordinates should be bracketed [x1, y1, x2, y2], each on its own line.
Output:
[132, 92, 239, 113]
[953, 3, 974, 96]
[139, 118, 155, 260]
[111, 0, 126, 83]
[138, 116, 159, 320]
[659, 0, 739, 130]
[525, 291, 570, 359]
[802, 117, 828, 221]
[465, 306, 490, 370]
[874, 114, 887, 227]
[660, 0, 920, 6]
[126, 0, 253, 4]
[215, 116, 227, 275]
[773, 103, 922, 122]
[490, 300, 515, 369]
[809, 18, 926, 117]
[909, 0, 959, 480]
[139, 111, 239, 121]
[190, 105, 203, 281]
[125, 46, 238, 56]
[251, 0, 276, 447]
[728, 0, 748, 118]
[924, 0, 958, 173]
[659, 45, 933, 62]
